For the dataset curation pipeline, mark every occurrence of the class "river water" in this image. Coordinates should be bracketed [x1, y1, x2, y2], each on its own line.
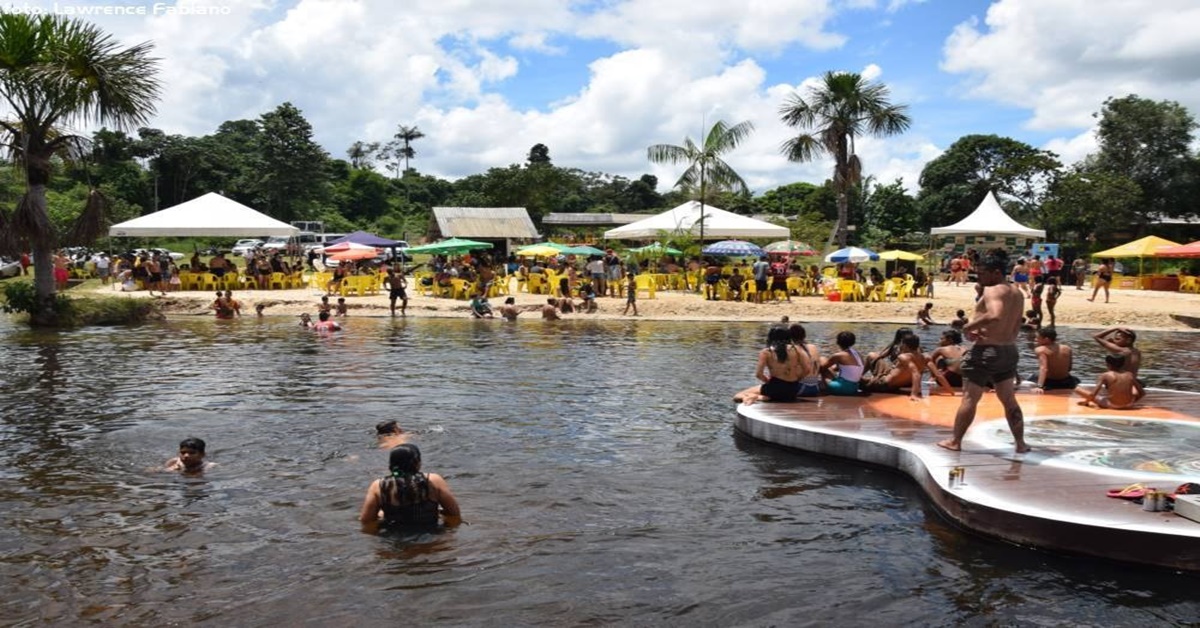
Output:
[1, 315, 1197, 626]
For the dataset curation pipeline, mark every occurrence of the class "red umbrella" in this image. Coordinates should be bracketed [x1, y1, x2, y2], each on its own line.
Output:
[1157, 240, 1200, 258]
[329, 248, 380, 261]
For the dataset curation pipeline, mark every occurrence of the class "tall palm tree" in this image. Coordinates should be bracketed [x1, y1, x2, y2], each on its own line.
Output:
[779, 71, 911, 247]
[0, 14, 160, 325]
[647, 119, 754, 242]
[394, 125, 425, 173]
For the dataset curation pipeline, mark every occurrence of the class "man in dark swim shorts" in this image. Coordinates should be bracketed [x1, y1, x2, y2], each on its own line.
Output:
[760, 377, 799, 402]
[960, 344, 1020, 388]
[385, 267, 407, 317]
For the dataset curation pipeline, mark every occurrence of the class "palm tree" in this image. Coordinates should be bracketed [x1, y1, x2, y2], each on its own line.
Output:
[394, 125, 425, 173]
[0, 14, 160, 325]
[779, 71, 911, 247]
[647, 119, 755, 242]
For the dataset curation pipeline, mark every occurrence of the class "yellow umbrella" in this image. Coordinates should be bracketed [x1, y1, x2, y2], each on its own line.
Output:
[516, 245, 564, 258]
[1091, 235, 1181, 258]
[877, 249, 924, 261]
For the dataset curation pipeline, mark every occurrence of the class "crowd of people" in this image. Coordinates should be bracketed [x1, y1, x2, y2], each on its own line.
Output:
[736, 248, 1150, 453]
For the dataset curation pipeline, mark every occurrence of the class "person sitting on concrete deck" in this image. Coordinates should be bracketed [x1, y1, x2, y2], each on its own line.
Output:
[789, 324, 823, 397]
[1028, 327, 1080, 392]
[864, 327, 914, 377]
[1076, 354, 1143, 409]
[926, 329, 966, 394]
[734, 326, 806, 406]
[1092, 327, 1142, 377]
[861, 335, 927, 401]
[821, 331, 866, 396]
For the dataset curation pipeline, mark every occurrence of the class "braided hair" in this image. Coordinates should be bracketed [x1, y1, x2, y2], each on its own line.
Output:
[381, 443, 429, 508]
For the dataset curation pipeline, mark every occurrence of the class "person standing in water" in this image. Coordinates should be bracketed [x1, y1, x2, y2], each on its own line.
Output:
[359, 444, 461, 530]
[938, 249, 1030, 453]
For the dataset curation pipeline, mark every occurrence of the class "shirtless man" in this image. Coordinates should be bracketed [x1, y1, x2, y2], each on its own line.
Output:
[385, 268, 407, 317]
[1029, 327, 1079, 392]
[541, 298, 561, 320]
[862, 335, 927, 401]
[938, 249, 1030, 453]
[1076, 354, 1143, 409]
[1092, 327, 1141, 376]
[499, 296, 520, 321]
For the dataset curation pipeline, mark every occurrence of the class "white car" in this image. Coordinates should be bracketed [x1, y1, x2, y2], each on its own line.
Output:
[0, 257, 21, 278]
[232, 239, 264, 256]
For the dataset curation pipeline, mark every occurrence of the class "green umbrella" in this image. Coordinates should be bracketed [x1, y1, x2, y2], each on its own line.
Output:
[406, 237, 494, 255]
[562, 245, 606, 256]
[630, 241, 682, 255]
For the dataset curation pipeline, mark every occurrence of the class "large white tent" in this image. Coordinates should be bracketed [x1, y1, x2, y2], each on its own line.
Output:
[108, 192, 298, 237]
[604, 201, 789, 240]
[930, 192, 1045, 239]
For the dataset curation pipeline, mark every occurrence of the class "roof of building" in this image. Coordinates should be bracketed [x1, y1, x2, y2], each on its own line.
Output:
[431, 207, 539, 239]
[542, 213, 649, 226]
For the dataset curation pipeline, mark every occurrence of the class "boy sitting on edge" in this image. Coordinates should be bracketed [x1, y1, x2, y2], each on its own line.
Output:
[165, 437, 214, 474]
[1076, 354, 1143, 409]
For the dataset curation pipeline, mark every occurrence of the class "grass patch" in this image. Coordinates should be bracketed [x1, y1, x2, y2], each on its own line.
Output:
[2, 277, 162, 327]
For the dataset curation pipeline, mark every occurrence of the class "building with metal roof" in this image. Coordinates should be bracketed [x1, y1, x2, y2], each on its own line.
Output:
[431, 207, 540, 240]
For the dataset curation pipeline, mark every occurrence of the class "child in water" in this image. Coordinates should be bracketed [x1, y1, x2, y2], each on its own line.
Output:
[164, 437, 213, 474]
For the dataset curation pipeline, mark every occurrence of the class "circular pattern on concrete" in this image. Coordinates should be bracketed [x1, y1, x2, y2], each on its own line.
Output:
[973, 415, 1200, 480]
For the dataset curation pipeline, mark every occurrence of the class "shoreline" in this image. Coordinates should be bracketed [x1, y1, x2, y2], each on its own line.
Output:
[84, 279, 1200, 332]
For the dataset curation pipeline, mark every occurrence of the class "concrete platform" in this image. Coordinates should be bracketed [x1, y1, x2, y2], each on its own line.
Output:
[734, 388, 1200, 571]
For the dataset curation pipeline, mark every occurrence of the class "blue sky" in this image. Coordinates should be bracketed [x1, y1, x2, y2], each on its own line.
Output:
[5, 0, 1199, 196]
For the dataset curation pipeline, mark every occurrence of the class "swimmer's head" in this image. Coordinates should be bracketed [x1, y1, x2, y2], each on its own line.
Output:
[318, 311, 331, 321]
[376, 420, 402, 435]
[388, 443, 422, 475]
[179, 437, 206, 453]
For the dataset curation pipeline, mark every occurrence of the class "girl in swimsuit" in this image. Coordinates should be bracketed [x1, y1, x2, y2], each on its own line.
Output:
[734, 326, 804, 405]
[788, 324, 823, 397]
[1089, 258, 1113, 303]
[821, 331, 865, 396]
[926, 329, 966, 393]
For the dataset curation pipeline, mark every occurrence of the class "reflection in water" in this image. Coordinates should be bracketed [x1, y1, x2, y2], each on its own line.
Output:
[0, 316, 1198, 624]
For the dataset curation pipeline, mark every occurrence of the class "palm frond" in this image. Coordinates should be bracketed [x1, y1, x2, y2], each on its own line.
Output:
[63, 187, 108, 246]
[11, 191, 55, 249]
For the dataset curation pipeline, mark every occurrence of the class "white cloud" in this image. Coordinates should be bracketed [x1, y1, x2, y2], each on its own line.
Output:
[941, 0, 1200, 132]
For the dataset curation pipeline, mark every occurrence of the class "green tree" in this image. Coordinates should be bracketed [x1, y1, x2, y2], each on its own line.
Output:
[383, 125, 425, 176]
[1040, 168, 1141, 244]
[779, 71, 911, 247]
[0, 14, 160, 325]
[647, 119, 755, 241]
[916, 134, 1061, 231]
[859, 178, 919, 247]
[256, 102, 330, 221]
[346, 141, 380, 170]
[1092, 94, 1198, 225]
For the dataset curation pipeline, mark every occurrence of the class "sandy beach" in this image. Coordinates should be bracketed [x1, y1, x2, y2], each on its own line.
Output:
[90, 278, 1200, 331]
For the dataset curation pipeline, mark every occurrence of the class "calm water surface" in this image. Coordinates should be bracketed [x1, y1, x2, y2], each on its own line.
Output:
[1, 314, 1198, 626]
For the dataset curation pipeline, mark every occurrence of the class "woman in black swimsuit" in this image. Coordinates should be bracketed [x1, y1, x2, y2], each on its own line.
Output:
[1088, 257, 1113, 303]
[359, 444, 461, 530]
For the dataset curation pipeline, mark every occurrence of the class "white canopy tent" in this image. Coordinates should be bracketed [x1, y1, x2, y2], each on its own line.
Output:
[108, 192, 298, 237]
[930, 192, 1045, 239]
[604, 201, 789, 240]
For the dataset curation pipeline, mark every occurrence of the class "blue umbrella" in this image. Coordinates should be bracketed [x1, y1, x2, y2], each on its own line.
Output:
[702, 240, 765, 257]
[824, 246, 880, 263]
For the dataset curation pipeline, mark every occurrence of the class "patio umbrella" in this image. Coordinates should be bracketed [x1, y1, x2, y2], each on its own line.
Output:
[562, 245, 606, 257]
[702, 240, 765, 257]
[320, 241, 377, 254]
[406, 238, 494, 255]
[328, 247, 381, 261]
[1154, 240, 1200, 258]
[825, 246, 880, 263]
[877, 249, 924, 261]
[763, 240, 817, 256]
[517, 241, 569, 254]
[630, 242, 682, 255]
[517, 245, 565, 258]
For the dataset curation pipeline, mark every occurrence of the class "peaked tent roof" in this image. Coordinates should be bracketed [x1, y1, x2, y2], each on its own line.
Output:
[930, 192, 1045, 239]
[326, 230, 403, 247]
[603, 201, 789, 240]
[109, 193, 298, 237]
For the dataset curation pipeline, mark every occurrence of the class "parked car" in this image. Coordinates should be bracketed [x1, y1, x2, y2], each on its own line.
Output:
[232, 239, 264, 256]
[0, 257, 21, 278]
[259, 236, 291, 252]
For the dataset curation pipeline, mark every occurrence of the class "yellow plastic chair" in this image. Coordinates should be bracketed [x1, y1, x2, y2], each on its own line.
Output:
[197, 273, 218, 292]
[527, 274, 546, 295]
[742, 280, 757, 302]
[635, 274, 657, 299]
[268, 272, 287, 290]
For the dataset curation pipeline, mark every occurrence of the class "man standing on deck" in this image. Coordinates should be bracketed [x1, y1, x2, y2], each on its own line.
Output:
[938, 249, 1030, 453]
